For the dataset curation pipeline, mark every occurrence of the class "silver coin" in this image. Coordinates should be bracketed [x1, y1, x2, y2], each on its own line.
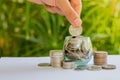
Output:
[87, 65, 102, 71]
[69, 25, 82, 36]
[102, 64, 116, 70]
[50, 50, 63, 56]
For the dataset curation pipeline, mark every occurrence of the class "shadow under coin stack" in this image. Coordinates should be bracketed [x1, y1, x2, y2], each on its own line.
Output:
[94, 51, 108, 66]
[50, 50, 64, 68]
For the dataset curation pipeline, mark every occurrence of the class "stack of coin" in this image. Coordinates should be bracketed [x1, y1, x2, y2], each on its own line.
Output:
[50, 50, 64, 68]
[94, 51, 108, 66]
[62, 61, 74, 69]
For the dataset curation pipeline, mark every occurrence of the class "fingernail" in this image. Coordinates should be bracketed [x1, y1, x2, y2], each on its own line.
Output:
[73, 18, 82, 27]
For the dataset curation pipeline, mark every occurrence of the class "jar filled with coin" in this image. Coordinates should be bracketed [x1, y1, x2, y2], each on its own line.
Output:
[63, 25, 93, 68]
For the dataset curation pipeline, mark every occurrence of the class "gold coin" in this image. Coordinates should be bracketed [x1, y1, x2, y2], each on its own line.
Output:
[69, 25, 82, 36]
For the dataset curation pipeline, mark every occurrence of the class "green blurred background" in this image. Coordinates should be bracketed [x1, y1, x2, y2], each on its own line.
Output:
[0, 0, 120, 57]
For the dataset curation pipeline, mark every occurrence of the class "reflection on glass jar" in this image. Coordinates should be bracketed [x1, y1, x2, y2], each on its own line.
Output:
[63, 36, 93, 67]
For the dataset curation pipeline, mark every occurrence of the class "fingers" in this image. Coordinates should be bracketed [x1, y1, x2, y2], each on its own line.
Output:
[70, 0, 82, 16]
[28, 0, 82, 27]
[45, 5, 56, 13]
[56, 0, 82, 27]
[28, 0, 43, 4]
[45, 5, 64, 15]
[41, 0, 56, 6]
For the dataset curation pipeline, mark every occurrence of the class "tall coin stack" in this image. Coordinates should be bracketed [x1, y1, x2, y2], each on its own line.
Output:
[50, 50, 64, 68]
[94, 51, 108, 66]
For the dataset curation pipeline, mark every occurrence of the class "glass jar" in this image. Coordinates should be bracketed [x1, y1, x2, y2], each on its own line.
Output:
[63, 36, 93, 67]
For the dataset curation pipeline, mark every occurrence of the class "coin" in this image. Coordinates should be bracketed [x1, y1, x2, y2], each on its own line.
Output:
[50, 50, 63, 56]
[102, 64, 116, 70]
[74, 65, 88, 71]
[94, 51, 108, 54]
[94, 51, 107, 58]
[87, 65, 102, 71]
[69, 25, 82, 36]
[38, 63, 51, 67]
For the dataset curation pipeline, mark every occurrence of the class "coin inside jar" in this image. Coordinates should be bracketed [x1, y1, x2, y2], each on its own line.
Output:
[69, 25, 82, 36]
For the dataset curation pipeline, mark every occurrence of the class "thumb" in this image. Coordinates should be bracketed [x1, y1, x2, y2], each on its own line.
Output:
[56, 0, 82, 27]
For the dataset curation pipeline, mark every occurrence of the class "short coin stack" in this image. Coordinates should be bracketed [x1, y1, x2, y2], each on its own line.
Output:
[50, 50, 64, 68]
[63, 61, 74, 69]
[94, 51, 108, 66]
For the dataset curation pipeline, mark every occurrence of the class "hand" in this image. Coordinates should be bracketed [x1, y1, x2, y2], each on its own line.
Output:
[28, 0, 82, 27]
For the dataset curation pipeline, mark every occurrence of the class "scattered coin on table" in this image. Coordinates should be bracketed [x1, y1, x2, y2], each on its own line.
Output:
[87, 65, 102, 71]
[38, 63, 51, 67]
[102, 64, 116, 70]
